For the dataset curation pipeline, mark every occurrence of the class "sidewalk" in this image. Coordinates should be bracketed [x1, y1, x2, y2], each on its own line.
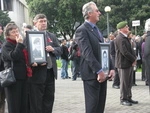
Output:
[53, 70, 150, 113]
[4, 70, 150, 113]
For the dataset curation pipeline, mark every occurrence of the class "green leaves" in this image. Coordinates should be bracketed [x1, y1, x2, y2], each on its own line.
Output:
[0, 10, 11, 26]
[26, 0, 150, 38]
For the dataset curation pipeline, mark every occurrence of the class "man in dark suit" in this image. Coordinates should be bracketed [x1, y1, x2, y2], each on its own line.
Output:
[28, 14, 62, 113]
[115, 21, 138, 106]
[144, 18, 150, 92]
[75, 2, 114, 113]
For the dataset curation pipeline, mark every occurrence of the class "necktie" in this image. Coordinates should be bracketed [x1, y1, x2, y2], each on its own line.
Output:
[94, 26, 103, 41]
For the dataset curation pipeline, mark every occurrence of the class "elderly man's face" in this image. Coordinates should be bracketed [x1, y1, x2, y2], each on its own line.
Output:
[34, 18, 47, 31]
[88, 4, 101, 24]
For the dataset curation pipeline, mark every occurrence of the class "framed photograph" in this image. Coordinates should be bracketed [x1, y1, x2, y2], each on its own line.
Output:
[99, 43, 110, 74]
[26, 31, 47, 65]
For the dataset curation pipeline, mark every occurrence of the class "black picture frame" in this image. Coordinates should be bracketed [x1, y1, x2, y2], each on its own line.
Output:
[99, 43, 110, 74]
[26, 31, 47, 65]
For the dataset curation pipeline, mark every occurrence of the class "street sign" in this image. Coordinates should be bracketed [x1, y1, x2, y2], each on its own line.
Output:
[132, 20, 140, 26]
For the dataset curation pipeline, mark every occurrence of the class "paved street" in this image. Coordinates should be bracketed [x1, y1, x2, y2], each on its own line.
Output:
[53, 69, 150, 113]
[5, 69, 150, 113]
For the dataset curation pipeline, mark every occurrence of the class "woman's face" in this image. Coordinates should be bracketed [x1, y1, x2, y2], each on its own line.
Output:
[8, 28, 19, 40]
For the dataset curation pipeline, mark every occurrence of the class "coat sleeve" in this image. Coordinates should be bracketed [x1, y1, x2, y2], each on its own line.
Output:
[2, 42, 25, 61]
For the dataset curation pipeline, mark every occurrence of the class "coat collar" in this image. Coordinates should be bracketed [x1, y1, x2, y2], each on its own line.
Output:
[83, 22, 103, 42]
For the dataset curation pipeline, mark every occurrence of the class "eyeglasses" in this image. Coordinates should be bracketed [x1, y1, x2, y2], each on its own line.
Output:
[10, 30, 19, 34]
[37, 19, 47, 23]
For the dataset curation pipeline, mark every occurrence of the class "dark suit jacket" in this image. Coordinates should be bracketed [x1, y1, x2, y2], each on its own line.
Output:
[144, 31, 150, 90]
[29, 31, 62, 83]
[75, 22, 113, 81]
[115, 32, 136, 69]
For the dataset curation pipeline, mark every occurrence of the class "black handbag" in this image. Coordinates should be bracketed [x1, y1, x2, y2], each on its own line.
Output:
[0, 61, 16, 87]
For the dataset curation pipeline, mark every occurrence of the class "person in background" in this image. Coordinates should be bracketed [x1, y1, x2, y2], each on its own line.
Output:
[141, 34, 148, 86]
[75, 2, 114, 113]
[115, 21, 138, 106]
[28, 14, 62, 113]
[22, 24, 33, 46]
[60, 39, 70, 79]
[144, 18, 150, 91]
[0, 24, 5, 113]
[110, 32, 120, 89]
[127, 32, 137, 86]
[22, 25, 33, 37]
[135, 36, 142, 69]
[69, 40, 81, 81]
[1, 22, 28, 113]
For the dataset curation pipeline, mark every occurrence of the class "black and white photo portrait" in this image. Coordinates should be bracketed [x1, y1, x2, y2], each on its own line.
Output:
[26, 31, 47, 64]
[32, 37, 43, 60]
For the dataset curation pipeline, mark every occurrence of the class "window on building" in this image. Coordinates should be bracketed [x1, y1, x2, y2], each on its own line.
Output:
[4, 0, 13, 11]
[0, 1, 2, 10]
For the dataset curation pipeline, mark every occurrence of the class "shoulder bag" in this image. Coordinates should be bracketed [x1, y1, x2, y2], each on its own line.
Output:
[0, 61, 16, 87]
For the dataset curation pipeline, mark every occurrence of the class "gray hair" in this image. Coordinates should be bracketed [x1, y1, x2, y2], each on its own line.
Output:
[145, 18, 150, 32]
[4, 23, 18, 39]
[82, 1, 96, 19]
[33, 14, 47, 22]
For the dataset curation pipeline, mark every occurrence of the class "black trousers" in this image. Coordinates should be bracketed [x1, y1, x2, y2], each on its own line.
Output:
[83, 80, 107, 113]
[5, 80, 28, 113]
[0, 86, 5, 113]
[29, 69, 55, 113]
[113, 67, 120, 86]
[72, 57, 81, 80]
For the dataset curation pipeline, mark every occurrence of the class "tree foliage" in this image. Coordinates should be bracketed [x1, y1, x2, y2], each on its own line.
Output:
[0, 10, 11, 26]
[99, 0, 150, 35]
[26, 0, 150, 39]
[0, 10, 11, 41]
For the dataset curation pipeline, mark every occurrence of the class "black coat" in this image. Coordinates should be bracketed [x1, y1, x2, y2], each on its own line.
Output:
[75, 22, 113, 80]
[1, 41, 27, 79]
[115, 32, 136, 69]
[61, 45, 69, 61]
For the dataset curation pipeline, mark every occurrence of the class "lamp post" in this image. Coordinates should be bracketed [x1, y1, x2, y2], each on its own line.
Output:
[104, 6, 111, 38]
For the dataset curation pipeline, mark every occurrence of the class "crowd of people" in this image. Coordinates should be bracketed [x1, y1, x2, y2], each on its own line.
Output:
[0, 1, 150, 113]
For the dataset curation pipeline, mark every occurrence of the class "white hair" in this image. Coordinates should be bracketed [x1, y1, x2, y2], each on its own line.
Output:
[145, 18, 150, 32]
[82, 1, 96, 19]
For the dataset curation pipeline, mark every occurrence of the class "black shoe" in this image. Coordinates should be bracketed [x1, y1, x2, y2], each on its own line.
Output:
[128, 99, 138, 104]
[112, 85, 120, 89]
[146, 83, 149, 86]
[66, 76, 71, 79]
[120, 100, 132, 106]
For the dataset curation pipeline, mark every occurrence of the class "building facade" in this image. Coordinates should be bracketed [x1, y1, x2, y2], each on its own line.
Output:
[0, 0, 31, 28]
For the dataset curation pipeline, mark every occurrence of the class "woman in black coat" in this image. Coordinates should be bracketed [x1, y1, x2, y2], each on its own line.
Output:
[1, 23, 28, 113]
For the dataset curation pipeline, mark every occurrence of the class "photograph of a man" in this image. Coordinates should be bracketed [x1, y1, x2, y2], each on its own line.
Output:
[32, 37, 43, 59]
[102, 50, 109, 73]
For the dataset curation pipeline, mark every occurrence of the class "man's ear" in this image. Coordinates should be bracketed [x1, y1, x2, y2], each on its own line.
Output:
[33, 21, 37, 27]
